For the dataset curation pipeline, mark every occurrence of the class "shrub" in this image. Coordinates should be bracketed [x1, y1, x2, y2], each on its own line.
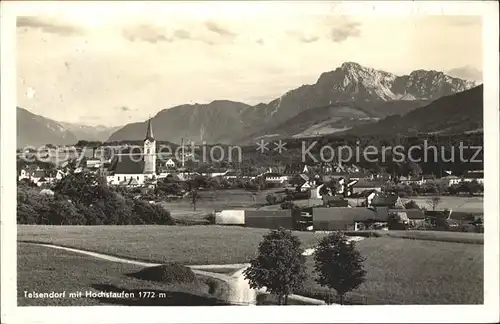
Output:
[132, 200, 174, 225]
[404, 200, 420, 209]
[17, 200, 39, 224]
[266, 193, 279, 205]
[387, 212, 409, 230]
[457, 224, 476, 233]
[204, 213, 216, 224]
[280, 201, 298, 210]
[131, 263, 198, 284]
[46, 198, 84, 225]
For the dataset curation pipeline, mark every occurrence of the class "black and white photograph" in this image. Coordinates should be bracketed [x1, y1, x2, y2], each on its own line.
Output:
[1, 1, 499, 323]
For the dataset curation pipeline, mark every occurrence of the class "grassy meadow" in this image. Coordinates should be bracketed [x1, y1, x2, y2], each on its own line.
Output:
[17, 243, 229, 306]
[18, 225, 484, 305]
[299, 238, 483, 304]
[346, 195, 484, 214]
[403, 196, 483, 214]
[344, 230, 484, 244]
[18, 225, 325, 265]
[161, 188, 281, 221]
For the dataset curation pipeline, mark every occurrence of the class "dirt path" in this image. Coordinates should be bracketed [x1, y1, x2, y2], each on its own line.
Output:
[27, 243, 259, 305]
[25, 243, 326, 306]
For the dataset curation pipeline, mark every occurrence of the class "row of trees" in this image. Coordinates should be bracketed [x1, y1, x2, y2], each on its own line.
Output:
[244, 229, 366, 305]
[17, 172, 174, 225]
[377, 180, 483, 198]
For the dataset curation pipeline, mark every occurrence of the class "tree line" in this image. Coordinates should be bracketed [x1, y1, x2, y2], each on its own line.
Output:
[17, 172, 174, 225]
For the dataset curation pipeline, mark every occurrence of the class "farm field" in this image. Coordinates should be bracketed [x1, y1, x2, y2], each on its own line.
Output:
[17, 243, 229, 306]
[161, 188, 281, 221]
[18, 225, 325, 265]
[298, 238, 484, 305]
[345, 230, 484, 244]
[347, 196, 483, 213]
[403, 196, 483, 214]
[261, 195, 483, 215]
[18, 225, 484, 305]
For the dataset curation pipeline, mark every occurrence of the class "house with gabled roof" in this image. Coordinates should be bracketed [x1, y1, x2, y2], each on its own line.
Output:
[262, 172, 288, 184]
[18, 164, 63, 186]
[367, 192, 404, 209]
[462, 170, 484, 184]
[400, 175, 424, 186]
[440, 175, 461, 186]
[353, 179, 384, 194]
[284, 163, 309, 176]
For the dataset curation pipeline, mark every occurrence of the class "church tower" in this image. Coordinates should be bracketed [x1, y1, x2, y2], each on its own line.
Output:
[143, 118, 156, 175]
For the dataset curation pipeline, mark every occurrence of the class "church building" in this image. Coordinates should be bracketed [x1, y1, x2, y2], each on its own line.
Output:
[106, 119, 157, 187]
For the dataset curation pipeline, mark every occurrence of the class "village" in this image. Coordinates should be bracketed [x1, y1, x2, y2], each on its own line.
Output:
[17, 119, 484, 234]
[10, 3, 496, 314]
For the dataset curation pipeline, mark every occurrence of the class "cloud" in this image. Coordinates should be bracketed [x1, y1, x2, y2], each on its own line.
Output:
[172, 29, 191, 40]
[446, 66, 483, 82]
[204, 21, 237, 38]
[116, 106, 140, 112]
[17, 16, 83, 36]
[330, 21, 361, 42]
[286, 30, 319, 43]
[122, 24, 171, 43]
[121, 24, 219, 44]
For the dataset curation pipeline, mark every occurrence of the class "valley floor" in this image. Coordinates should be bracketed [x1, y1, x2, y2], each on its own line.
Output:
[17, 243, 229, 306]
[17, 225, 484, 305]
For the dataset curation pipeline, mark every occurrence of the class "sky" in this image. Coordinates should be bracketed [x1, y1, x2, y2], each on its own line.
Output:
[15, 1, 483, 127]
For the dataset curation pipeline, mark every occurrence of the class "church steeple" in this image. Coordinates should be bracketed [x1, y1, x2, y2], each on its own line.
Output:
[143, 117, 156, 175]
[145, 118, 154, 141]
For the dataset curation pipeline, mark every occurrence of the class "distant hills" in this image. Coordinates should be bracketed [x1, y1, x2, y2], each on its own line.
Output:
[108, 62, 476, 144]
[17, 107, 78, 148]
[57, 121, 121, 142]
[238, 100, 431, 142]
[16, 107, 121, 148]
[343, 85, 483, 136]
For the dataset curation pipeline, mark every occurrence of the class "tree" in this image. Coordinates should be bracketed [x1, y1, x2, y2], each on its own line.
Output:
[245, 182, 261, 202]
[53, 172, 114, 205]
[243, 228, 307, 305]
[280, 201, 298, 210]
[387, 211, 409, 230]
[404, 200, 420, 209]
[313, 232, 366, 305]
[191, 189, 199, 211]
[156, 177, 182, 196]
[426, 196, 441, 211]
[265, 193, 278, 205]
[191, 175, 208, 189]
[407, 162, 422, 176]
[466, 180, 482, 195]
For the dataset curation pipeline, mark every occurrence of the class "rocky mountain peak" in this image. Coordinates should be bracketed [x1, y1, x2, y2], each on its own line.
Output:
[106, 62, 477, 144]
[340, 61, 363, 70]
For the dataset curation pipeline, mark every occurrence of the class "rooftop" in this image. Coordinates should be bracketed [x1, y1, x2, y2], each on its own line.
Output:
[109, 155, 145, 174]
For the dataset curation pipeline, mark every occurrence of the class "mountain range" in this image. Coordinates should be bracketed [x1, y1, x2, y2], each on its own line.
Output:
[16, 107, 78, 148]
[17, 62, 480, 148]
[343, 84, 483, 136]
[16, 108, 120, 148]
[57, 122, 121, 142]
[107, 62, 476, 144]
